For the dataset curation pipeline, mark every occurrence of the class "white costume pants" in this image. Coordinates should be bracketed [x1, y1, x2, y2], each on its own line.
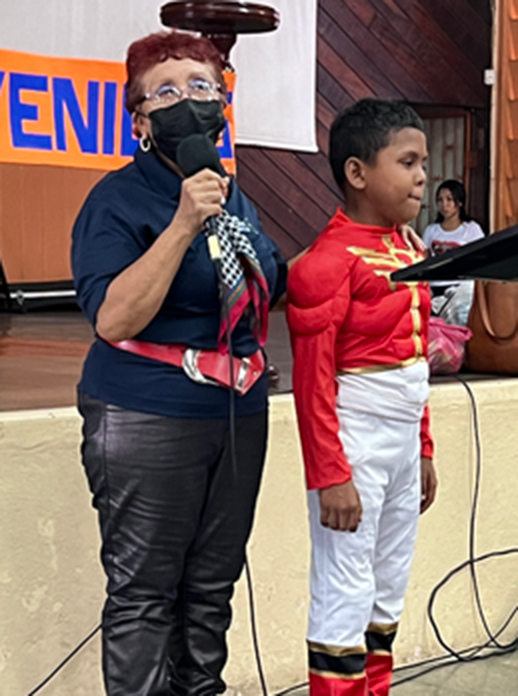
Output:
[307, 362, 429, 658]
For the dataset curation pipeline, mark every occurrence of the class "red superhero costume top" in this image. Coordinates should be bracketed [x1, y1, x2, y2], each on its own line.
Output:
[287, 209, 434, 490]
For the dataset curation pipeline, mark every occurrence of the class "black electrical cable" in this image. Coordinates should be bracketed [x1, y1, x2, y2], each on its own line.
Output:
[390, 374, 518, 688]
[273, 682, 309, 696]
[271, 374, 517, 693]
[426, 376, 518, 659]
[25, 353, 517, 694]
[26, 623, 101, 695]
[463, 375, 507, 651]
[391, 641, 518, 687]
[393, 632, 517, 675]
[244, 558, 270, 696]
[426, 550, 518, 660]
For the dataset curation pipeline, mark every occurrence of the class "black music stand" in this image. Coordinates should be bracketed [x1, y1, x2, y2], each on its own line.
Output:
[391, 224, 518, 284]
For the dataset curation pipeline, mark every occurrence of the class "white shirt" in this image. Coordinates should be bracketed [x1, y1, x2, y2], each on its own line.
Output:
[422, 220, 485, 290]
[422, 220, 485, 255]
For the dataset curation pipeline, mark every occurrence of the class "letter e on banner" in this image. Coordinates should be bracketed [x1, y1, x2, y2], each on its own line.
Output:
[0, 48, 237, 174]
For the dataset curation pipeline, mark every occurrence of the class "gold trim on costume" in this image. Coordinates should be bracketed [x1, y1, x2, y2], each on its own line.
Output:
[309, 668, 366, 681]
[337, 356, 426, 375]
[345, 237, 423, 294]
[367, 649, 392, 657]
[366, 622, 399, 635]
[344, 239, 426, 364]
[411, 308, 422, 332]
[372, 269, 397, 291]
[308, 641, 367, 657]
[409, 285, 423, 356]
[413, 334, 424, 357]
[346, 237, 424, 271]
[409, 285, 420, 308]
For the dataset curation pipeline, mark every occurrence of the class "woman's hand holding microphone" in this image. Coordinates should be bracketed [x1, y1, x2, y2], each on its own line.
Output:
[173, 169, 229, 240]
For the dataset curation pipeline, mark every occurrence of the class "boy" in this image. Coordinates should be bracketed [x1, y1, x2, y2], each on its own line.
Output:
[287, 99, 437, 696]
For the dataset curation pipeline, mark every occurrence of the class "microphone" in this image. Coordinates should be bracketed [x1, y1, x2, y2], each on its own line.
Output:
[176, 134, 226, 263]
[176, 133, 223, 178]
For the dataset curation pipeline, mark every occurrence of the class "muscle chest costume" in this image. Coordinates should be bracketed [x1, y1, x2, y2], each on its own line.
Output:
[287, 210, 434, 696]
[288, 209, 433, 490]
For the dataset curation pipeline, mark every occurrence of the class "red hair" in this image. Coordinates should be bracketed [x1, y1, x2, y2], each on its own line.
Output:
[125, 30, 225, 113]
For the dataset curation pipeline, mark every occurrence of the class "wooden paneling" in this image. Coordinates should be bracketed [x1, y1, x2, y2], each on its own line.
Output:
[0, 1, 492, 284]
[495, 0, 518, 230]
[0, 163, 104, 283]
[237, 0, 491, 258]
[417, 115, 467, 233]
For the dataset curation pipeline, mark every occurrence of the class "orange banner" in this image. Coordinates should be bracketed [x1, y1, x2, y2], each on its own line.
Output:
[0, 48, 236, 174]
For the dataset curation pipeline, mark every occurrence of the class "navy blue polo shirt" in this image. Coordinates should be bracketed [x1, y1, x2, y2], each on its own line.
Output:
[72, 148, 287, 418]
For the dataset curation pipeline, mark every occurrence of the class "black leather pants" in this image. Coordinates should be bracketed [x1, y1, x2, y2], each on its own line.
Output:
[78, 392, 268, 696]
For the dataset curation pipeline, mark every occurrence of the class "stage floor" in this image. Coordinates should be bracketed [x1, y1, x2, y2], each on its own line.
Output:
[0, 306, 499, 413]
[0, 309, 293, 412]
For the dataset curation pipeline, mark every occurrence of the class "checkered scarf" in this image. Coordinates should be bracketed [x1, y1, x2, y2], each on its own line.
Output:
[205, 211, 270, 354]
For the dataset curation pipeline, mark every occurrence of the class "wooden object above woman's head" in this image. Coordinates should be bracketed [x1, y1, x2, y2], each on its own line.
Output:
[160, 1, 280, 68]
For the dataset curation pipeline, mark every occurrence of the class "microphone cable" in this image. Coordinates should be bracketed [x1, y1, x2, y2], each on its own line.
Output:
[178, 135, 271, 691]
[210, 229, 270, 696]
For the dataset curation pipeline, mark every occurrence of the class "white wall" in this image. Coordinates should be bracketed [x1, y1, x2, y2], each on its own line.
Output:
[0, 0, 317, 152]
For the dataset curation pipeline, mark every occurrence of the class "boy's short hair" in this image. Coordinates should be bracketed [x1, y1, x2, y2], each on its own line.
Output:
[329, 98, 425, 189]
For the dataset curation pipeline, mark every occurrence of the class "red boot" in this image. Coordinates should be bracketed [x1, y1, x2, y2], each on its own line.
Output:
[309, 672, 367, 696]
[364, 623, 397, 695]
[365, 653, 393, 695]
[308, 641, 367, 696]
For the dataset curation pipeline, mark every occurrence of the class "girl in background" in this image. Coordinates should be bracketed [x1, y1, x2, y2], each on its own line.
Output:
[422, 179, 485, 324]
[423, 179, 484, 256]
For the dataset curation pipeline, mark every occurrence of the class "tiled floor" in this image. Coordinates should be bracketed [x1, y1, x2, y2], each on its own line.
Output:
[283, 649, 518, 695]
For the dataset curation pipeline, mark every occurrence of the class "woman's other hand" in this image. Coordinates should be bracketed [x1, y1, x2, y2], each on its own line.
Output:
[398, 224, 427, 254]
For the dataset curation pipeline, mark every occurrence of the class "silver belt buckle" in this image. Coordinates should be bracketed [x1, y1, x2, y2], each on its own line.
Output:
[182, 349, 219, 387]
[235, 357, 250, 394]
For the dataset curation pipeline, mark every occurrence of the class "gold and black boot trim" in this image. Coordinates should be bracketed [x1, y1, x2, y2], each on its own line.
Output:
[307, 640, 367, 680]
[365, 622, 398, 656]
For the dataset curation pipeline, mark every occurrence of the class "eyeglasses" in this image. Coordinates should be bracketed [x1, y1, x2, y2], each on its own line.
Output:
[140, 78, 222, 107]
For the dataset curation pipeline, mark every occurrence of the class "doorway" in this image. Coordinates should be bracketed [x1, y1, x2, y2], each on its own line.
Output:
[414, 106, 489, 236]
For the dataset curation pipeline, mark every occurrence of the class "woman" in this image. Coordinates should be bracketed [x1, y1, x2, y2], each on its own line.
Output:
[422, 179, 485, 256]
[72, 30, 286, 696]
[422, 179, 485, 324]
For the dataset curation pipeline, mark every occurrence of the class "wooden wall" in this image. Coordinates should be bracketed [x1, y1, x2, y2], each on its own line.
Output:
[494, 0, 518, 230]
[0, 0, 492, 284]
[237, 0, 492, 257]
[0, 164, 103, 284]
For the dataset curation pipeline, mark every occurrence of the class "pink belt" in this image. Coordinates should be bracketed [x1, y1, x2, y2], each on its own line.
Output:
[105, 339, 265, 395]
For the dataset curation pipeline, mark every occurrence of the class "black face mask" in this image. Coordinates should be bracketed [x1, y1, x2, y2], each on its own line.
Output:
[148, 99, 226, 163]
